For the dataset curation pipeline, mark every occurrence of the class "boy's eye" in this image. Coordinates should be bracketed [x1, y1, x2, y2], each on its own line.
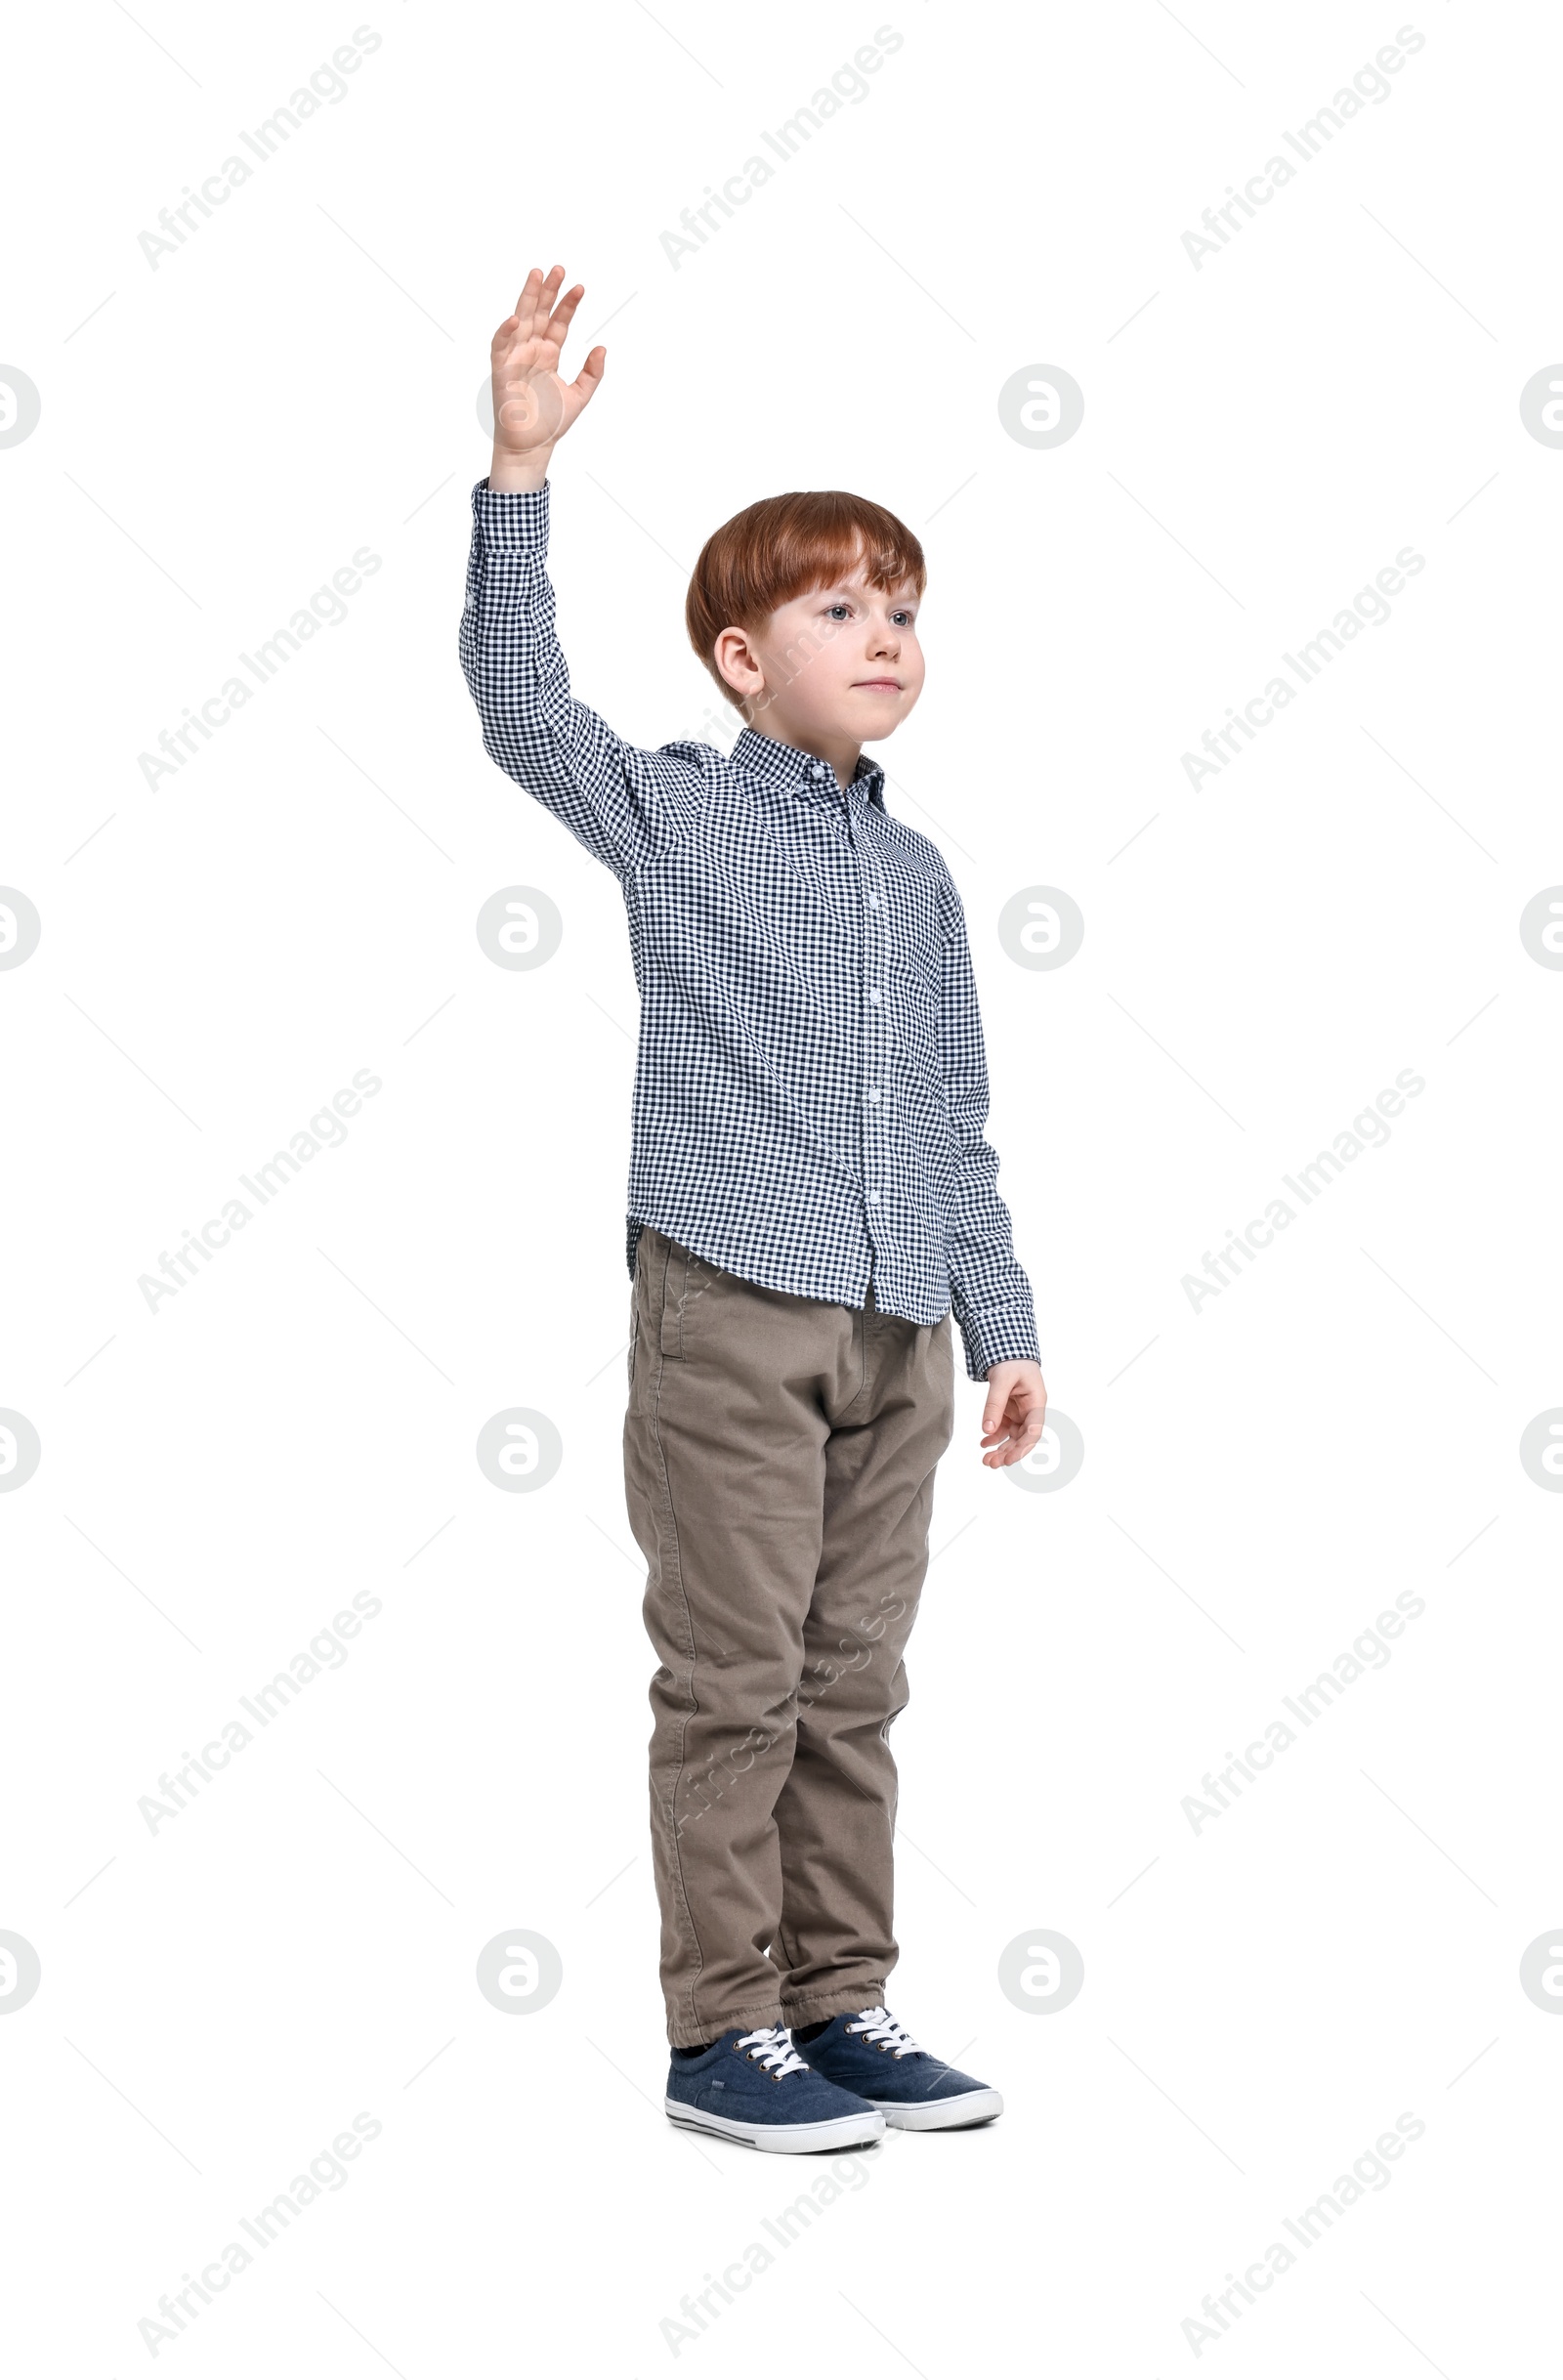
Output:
[826, 603, 851, 620]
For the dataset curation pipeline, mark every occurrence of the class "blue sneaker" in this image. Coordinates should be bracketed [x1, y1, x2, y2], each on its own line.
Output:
[665, 2025, 885, 2153]
[797, 2007, 1002, 2130]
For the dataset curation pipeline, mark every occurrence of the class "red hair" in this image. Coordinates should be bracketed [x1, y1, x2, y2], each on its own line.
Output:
[686, 489, 925, 696]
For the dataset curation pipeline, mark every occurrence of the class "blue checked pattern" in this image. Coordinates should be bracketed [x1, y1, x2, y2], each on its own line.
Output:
[459, 481, 1038, 1381]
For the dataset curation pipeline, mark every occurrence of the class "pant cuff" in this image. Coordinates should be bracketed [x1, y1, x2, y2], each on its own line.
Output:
[666, 1991, 788, 2049]
[779, 1980, 888, 2025]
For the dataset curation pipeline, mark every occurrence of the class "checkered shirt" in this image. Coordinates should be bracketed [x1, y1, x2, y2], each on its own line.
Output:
[459, 480, 1038, 1381]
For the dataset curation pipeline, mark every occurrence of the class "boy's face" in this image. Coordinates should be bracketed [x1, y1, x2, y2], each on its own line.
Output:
[714, 564, 925, 759]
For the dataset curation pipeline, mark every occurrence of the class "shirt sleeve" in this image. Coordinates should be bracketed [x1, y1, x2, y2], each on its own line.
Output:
[936, 871, 1042, 1381]
[459, 479, 712, 879]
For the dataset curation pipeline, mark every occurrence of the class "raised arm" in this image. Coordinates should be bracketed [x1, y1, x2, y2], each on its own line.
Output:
[460, 267, 710, 878]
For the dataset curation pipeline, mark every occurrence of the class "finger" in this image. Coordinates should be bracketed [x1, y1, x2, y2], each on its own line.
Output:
[981, 1389, 1017, 1440]
[570, 345, 607, 404]
[521, 266, 561, 341]
[547, 281, 587, 341]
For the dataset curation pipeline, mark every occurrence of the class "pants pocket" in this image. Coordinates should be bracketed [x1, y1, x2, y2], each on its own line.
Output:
[656, 1240, 720, 1363]
[658, 1240, 688, 1361]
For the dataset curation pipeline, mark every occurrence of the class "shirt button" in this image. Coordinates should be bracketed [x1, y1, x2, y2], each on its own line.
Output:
[867, 1190, 881, 1206]
[867, 1089, 881, 1103]
[867, 894, 879, 908]
[869, 991, 881, 1005]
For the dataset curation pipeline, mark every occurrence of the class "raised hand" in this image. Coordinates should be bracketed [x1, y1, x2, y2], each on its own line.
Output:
[487, 265, 607, 491]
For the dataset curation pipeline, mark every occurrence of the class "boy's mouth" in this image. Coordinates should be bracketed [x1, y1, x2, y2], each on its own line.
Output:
[853, 678, 902, 693]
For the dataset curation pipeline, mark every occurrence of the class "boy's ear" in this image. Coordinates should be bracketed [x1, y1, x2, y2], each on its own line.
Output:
[712, 624, 764, 703]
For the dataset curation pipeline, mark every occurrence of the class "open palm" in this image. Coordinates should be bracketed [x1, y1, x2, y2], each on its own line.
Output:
[490, 265, 606, 458]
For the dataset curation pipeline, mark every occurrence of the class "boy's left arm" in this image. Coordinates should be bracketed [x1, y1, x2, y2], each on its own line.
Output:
[936, 873, 1048, 1468]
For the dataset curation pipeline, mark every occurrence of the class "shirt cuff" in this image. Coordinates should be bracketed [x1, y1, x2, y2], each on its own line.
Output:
[957, 1308, 1041, 1383]
[471, 478, 550, 552]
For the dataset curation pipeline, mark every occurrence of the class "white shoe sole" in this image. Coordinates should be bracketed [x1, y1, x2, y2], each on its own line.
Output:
[869, 2087, 1003, 2131]
[665, 2098, 885, 2154]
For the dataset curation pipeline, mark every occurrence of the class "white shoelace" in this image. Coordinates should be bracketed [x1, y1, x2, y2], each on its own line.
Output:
[736, 2025, 808, 2078]
[846, 2006, 923, 2057]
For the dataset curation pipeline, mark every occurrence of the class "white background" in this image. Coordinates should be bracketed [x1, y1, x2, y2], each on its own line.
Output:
[4, 0, 1560, 2369]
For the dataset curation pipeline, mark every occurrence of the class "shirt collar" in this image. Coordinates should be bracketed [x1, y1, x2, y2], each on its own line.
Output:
[732, 726, 887, 812]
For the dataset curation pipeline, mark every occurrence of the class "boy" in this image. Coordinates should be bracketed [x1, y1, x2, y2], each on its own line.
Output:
[462, 267, 1046, 2153]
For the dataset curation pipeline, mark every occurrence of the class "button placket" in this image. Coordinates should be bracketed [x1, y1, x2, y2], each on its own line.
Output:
[856, 792, 888, 1240]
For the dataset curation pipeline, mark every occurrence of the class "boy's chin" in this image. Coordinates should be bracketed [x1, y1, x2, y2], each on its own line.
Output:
[842, 702, 907, 741]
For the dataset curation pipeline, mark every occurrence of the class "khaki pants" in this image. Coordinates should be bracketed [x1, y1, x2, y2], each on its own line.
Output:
[623, 1227, 956, 2047]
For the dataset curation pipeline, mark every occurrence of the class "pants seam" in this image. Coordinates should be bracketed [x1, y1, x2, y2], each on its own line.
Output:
[647, 1245, 710, 2045]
